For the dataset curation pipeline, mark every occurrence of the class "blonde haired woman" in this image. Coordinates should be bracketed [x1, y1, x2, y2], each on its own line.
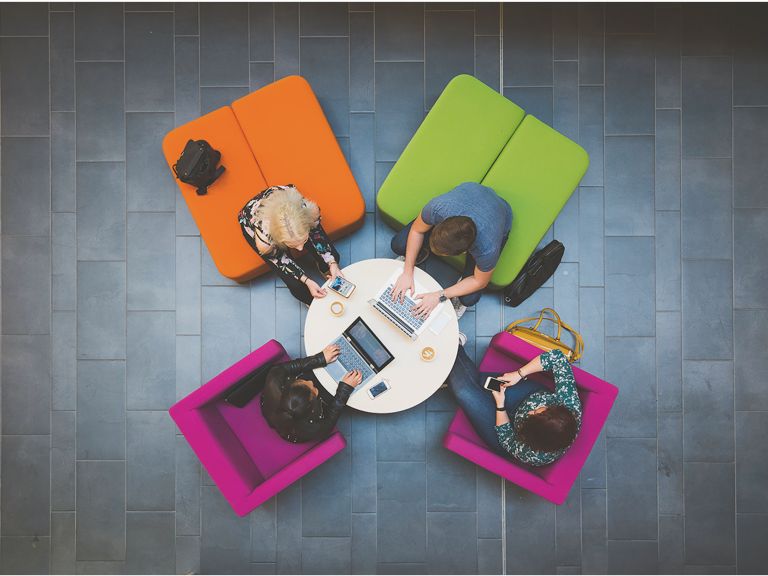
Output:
[239, 184, 342, 305]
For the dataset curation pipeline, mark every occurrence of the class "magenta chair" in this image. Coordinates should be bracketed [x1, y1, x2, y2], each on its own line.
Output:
[443, 331, 618, 505]
[170, 339, 346, 516]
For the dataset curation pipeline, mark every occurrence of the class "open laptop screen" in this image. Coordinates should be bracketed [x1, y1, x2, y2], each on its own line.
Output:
[347, 317, 394, 371]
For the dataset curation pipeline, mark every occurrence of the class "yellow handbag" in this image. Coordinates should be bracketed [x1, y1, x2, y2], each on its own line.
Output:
[505, 308, 584, 362]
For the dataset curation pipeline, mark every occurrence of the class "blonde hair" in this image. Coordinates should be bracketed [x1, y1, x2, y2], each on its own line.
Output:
[259, 187, 320, 248]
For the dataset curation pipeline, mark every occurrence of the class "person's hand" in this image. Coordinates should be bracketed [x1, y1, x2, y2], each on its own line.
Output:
[499, 371, 523, 386]
[323, 344, 340, 364]
[412, 291, 440, 319]
[490, 387, 507, 408]
[392, 271, 415, 303]
[306, 278, 327, 299]
[328, 261, 344, 281]
[341, 369, 363, 387]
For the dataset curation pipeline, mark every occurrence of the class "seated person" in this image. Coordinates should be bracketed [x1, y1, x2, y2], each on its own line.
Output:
[446, 345, 581, 466]
[261, 344, 363, 443]
[239, 184, 343, 306]
[390, 182, 512, 318]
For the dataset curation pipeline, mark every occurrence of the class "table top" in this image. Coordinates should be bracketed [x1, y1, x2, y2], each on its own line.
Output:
[303, 258, 460, 414]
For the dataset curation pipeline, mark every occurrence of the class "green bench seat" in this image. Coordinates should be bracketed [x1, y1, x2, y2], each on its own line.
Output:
[376, 74, 589, 290]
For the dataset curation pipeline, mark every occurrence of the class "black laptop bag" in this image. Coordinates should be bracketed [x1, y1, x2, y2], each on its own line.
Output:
[503, 240, 565, 307]
[172, 139, 226, 196]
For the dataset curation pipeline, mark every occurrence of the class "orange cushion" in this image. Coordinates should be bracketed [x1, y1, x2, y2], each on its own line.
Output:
[232, 76, 365, 241]
[162, 108, 269, 281]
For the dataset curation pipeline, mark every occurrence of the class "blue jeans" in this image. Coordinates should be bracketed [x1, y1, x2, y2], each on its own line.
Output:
[390, 220, 482, 307]
[446, 346, 545, 453]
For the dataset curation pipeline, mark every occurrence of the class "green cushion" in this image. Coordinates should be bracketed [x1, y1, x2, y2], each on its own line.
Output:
[482, 115, 589, 288]
[376, 74, 525, 229]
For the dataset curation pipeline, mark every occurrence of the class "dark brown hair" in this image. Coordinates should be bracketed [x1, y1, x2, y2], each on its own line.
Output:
[429, 216, 477, 256]
[280, 381, 316, 420]
[516, 405, 578, 453]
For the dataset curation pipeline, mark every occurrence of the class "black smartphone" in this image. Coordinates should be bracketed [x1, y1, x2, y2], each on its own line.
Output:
[483, 376, 505, 393]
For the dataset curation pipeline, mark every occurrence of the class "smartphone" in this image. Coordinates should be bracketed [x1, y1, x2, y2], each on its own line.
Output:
[328, 276, 356, 298]
[367, 379, 391, 399]
[483, 376, 505, 393]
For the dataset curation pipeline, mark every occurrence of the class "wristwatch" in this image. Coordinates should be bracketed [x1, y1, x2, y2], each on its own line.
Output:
[438, 289, 447, 303]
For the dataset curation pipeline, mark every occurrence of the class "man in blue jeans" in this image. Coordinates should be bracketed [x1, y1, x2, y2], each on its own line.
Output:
[390, 182, 512, 318]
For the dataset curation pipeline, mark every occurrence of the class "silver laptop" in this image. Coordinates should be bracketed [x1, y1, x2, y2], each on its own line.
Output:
[323, 316, 395, 387]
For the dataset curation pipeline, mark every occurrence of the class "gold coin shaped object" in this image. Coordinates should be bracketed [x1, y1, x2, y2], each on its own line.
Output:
[420, 346, 436, 362]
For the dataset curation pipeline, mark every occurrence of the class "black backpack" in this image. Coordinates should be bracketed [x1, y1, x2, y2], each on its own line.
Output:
[172, 139, 226, 196]
[503, 240, 565, 307]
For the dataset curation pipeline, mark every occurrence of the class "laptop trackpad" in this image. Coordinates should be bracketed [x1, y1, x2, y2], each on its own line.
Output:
[324, 360, 346, 383]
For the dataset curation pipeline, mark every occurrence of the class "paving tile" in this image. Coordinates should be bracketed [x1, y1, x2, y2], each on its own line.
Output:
[476, 468, 502, 539]
[505, 484, 556, 573]
[426, 512, 477, 574]
[75, 561, 126, 574]
[578, 87, 603, 187]
[51, 11, 75, 112]
[734, 108, 768, 208]
[606, 437, 657, 540]
[375, 62, 424, 162]
[577, 187, 603, 287]
[580, 430, 606, 490]
[351, 412, 377, 513]
[502, 286, 553, 335]
[51, 411, 76, 512]
[52, 311, 77, 411]
[126, 13, 174, 111]
[300, 2, 348, 36]
[655, 211, 681, 312]
[176, 535, 201, 576]
[375, 3, 423, 61]
[201, 485, 251, 574]
[684, 361, 734, 463]
[475, 2, 499, 35]
[250, 62, 274, 92]
[1, 137, 51, 236]
[503, 86, 553, 126]
[605, 337, 655, 438]
[250, 275, 276, 350]
[556, 483, 582, 567]
[1, 236, 51, 335]
[302, 446, 352, 537]
[202, 286, 252, 381]
[503, 4, 552, 86]
[737, 513, 768, 574]
[734, 208, 768, 309]
[349, 113, 375, 211]
[77, 360, 126, 459]
[683, 567, 736, 575]
[605, 35, 654, 135]
[377, 462, 427, 563]
[681, 4, 732, 57]
[175, 186, 199, 237]
[581, 489, 608, 574]
[736, 412, 768, 513]
[682, 57, 732, 158]
[76, 62, 125, 161]
[350, 11, 374, 111]
[605, 237, 655, 337]
[426, 411, 476, 512]
[125, 2, 173, 11]
[176, 435, 201, 536]
[300, 37, 349, 136]
[52, 512, 77, 574]
[200, 86, 249, 114]
[177, 236, 201, 335]
[377, 404, 426, 462]
[733, 6, 768, 106]
[350, 213, 376, 263]
[276, 481, 301, 574]
[475, 35, 500, 92]
[0, 2, 48, 34]
[301, 537, 352, 575]
[126, 512, 175, 574]
[553, 61, 579, 142]
[77, 262, 126, 360]
[52, 213, 76, 311]
[249, 3, 273, 61]
[127, 213, 175, 311]
[578, 285, 606, 388]
[656, 311, 682, 412]
[606, 3, 654, 33]
[734, 309, 768, 411]
[199, 3, 249, 86]
[425, 11, 474, 109]
[659, 514, 684, 574]
[604, 136, 654, 236]
[682, 259, 733, 361]
[0, 435, 50, 537]
[52, 112, 76, 212]
[127, 411, 176, 511]
[351, 514, 376, 574]
[682, 158, 732, 260]
[578, 4, 604, 85]
[51, 2, 74, 11]
[126, 113, 176, 211]
[553, 4, 577, 60]
[659, 412, 683, 517]
[0, 536, 50, 575]
[655, 4, 681, 109]
[274, 284, 300, 358]
[274, 3, 299, 79]
[0, 38, 49, 136]
[1, 335, 50, 435]
[127, 311, 175, 410]
[377, 563, 427, 575]
[76, 461, 126, 561]
[249, 497, 276, 562]
[685, 462, 736, 565]
[175, 2, 198, 35]
[554, 263, 579, 332]
[175, 36, 200, 126]
[656, 109, 681, 211]
[476, 539, 502, 575]
[76, 162, 126, 261]
[607, 540, 659, 575]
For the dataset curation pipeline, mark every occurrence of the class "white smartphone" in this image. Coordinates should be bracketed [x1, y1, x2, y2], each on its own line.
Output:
[328, 276, 356, 298]
[483, 376, 506, 393]
[367, 379, 391, 399]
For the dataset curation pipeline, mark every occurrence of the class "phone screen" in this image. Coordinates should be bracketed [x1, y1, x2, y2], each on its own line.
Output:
[330, 276, 354, 297]
[484, 377, 504, 392]
[369, 381, 389, 398]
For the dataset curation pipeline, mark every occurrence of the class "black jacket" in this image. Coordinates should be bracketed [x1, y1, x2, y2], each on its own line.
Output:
[261, 352, 354, 443]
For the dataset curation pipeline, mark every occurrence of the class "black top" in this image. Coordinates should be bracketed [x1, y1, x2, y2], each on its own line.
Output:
[260, 352, 354, 443]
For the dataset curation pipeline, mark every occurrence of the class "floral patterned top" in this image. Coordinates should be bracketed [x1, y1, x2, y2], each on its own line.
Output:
[495, 349, 582, 466]
[238, 184, 335, 282]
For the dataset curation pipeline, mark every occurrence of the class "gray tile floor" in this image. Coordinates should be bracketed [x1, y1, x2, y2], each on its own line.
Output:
[1, 2, 767, 574]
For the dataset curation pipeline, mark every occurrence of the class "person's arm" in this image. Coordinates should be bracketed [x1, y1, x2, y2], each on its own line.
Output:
[539, 350, 580, 412]
[308, 222, 337, 268]
[293, 370, 363, 442]
[411, 266, 493, 318]
[392, 214, 433, 302]
[277, 345, 341, 381]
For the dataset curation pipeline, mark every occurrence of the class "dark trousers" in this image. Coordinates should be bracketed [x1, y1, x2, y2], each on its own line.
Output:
[446, 346, 545, 453]
[390, 220, 482, 307]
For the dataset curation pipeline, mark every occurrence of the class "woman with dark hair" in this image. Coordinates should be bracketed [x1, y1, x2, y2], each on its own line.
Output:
[261, 344, 363, 443]
[446, 346, 581, 466]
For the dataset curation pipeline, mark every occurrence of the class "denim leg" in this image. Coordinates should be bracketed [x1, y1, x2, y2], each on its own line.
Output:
[446, 346, 503, 450]
[390, 220, 414, 256]
[459, 252, 483, 307]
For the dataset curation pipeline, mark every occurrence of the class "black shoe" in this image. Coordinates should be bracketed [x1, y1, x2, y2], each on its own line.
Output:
[415, 245, 430, 265]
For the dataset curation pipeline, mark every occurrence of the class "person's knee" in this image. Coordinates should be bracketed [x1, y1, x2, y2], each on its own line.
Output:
[459, 291, 482, 307]
[390, 234, 406, 256]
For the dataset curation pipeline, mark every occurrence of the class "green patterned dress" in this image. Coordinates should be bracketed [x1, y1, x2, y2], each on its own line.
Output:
[494, 349, 582, 466]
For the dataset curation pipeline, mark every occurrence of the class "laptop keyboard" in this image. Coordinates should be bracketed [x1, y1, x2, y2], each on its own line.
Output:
[380, 286, 427, 330]
[335, 336, 375, 382]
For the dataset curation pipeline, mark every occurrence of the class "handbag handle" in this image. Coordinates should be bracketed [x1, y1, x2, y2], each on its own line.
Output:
[505, 307, 584, 362]
[530, 308, 563, 340]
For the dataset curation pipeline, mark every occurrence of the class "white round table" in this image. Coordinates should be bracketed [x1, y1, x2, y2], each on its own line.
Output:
[304, 258, 459, 414]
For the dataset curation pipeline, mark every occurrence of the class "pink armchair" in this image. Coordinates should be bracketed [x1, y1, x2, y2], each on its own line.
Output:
[170, 339, 346, 516]
[443, 331, 618, 505]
